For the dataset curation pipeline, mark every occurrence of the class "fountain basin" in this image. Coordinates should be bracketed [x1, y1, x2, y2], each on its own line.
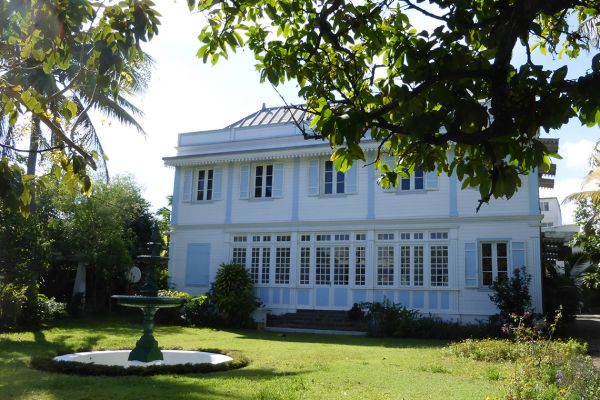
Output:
[111, 295, 184, 308]
[53, 350, 232, 368]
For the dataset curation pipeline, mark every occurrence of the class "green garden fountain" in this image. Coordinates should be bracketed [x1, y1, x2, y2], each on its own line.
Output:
[52, 227, 234, 370]
[111, 227, 183, 363]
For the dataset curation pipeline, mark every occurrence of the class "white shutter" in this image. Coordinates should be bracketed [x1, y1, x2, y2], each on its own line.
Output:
[465, 242, 478, 288]
[308, 159, 319, 196]
[345, 164, 357, 193]
[239, 165, 250, 199]
[212, 167, 223, 200]
[182, 169, 192, 202]
[272, 163, 284, 197]
[426, 171, 438, 190]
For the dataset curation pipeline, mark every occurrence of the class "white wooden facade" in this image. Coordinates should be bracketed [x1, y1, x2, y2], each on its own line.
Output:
[164, 107, 543, 322]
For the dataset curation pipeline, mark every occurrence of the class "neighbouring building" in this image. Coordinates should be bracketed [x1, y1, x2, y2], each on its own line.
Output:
[163, 105, 547, 322]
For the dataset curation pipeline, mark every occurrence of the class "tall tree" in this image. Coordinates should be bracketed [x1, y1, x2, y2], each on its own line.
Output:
[0, 0, 160, 214]
[192, 0, 600, 207]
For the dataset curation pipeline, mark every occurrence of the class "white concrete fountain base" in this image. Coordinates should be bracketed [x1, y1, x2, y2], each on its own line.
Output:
[53, 350, 232, 368]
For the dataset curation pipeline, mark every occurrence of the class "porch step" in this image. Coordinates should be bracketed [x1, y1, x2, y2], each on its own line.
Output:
[266, 309, 368, 332]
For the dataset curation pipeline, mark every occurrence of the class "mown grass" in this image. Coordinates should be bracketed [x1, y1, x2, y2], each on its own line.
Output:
[0, 317, 511, 400]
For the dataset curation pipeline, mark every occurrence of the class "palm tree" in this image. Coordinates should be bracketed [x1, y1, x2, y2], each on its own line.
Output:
[563, 150, 600, 204]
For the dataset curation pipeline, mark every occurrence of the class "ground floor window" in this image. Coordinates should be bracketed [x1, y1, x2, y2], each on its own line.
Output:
[275, 247, 291, 284]
[231, 231, 451, 289]
[377, 246, 394, 286]
[430, 245, 449, 287]
[481, 241, 508, 286]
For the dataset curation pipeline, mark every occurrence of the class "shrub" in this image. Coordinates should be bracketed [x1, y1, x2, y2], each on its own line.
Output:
[210, 263, 259, 328]
[489, 267, 532, 325]
[450, 311, 600, 400]
[362, 300, 495, 339]
[36, 293, 67, 323]
[154, 290, 192, 325]
[362, 300, 419, 337]
[0, 283, 27, 331]
[183, 295, 219, 327]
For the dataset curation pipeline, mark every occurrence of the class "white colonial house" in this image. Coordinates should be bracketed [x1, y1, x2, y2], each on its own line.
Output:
[163, 105, 546, 322]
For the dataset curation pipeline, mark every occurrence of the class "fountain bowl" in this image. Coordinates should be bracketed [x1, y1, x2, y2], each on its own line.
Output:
[111, 295, 184, 308]
[53, 350, 232, 367]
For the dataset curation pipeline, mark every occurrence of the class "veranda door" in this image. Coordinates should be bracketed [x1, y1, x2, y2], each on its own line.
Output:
[314, 246, 351, 309]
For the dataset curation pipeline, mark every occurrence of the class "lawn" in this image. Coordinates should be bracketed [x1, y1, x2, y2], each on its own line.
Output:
[0, 318, 510, 400]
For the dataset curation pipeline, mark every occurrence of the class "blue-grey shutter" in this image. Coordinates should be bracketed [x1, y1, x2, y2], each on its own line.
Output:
[182, 168, 192, 202]
[185, 243, 210, 286]
[345, 164, 357, 193]
[465, 242, 478, 288]
[239, 164, 250, 199]
[426, 170, 438, 189]
[272, 163, 284, 197]
[308, 159, 319, 195]
[212, 167, 223, 200]
[512, 242, 526, 271]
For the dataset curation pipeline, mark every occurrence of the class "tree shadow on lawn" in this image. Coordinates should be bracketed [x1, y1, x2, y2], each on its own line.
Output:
[0, 330, 105, 359]
[3, 364, 310, 400]
[227, 329, 448, 349]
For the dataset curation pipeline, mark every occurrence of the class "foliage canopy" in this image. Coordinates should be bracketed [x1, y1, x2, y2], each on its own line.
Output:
[0, 0, 160, 214]
[192, 0, 600, 206]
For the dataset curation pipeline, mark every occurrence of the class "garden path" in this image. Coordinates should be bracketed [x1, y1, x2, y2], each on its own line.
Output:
[574, 315, 600, 369]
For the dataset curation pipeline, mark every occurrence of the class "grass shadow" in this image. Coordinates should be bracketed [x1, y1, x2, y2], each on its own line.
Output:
[227, 328, 449, 349]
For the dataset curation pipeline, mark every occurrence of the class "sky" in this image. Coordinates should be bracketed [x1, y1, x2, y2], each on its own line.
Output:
[96, 2, 599, 224]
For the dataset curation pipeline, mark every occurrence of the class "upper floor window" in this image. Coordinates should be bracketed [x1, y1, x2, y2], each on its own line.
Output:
[324, 160, 345, 194]
[254, 164, 273, 198]
[308, 159, 357, 196]
[196, 169, 213, 201]
[481, 242, 508, 286]
[240, 163, 283, 199]
[381, 158, 438, 193]
[400, 168, 424, 191]
[181, 167, 222, 203]
[540, 201, 549, 211]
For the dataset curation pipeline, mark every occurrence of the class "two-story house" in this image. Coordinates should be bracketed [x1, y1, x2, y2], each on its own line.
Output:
[163, 105, 544, 322]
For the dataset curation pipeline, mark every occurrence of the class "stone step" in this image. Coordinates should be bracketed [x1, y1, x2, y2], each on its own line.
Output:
[266, 309, 368, 332]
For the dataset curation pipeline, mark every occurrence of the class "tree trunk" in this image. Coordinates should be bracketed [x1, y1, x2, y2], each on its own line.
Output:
[26, 117, 41, 213]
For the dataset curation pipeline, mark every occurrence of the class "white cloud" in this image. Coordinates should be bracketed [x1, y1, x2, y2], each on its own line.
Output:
[559, 139, 596, 169]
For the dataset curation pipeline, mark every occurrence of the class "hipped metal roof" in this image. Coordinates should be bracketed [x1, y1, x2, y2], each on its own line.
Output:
[225, 104, 310, 128]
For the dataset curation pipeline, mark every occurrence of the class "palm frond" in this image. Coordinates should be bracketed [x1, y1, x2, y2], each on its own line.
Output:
[563, 190, 600, 203]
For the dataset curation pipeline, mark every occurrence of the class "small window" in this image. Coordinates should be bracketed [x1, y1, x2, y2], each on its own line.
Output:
[430, 232, 448, 240]
[300, 234, 311, 242]
[276, 235, 291, 242]
[540, 201, 549, 211]
[233, 235, 247, 243]
[252, 235, 261, 242]
[413, 232, 423, 240]
[316, 234, 331, 242]
[355, 233, 366, 241]
[400, 233, 410, 240]
[377, 233, 394, 241]
[334, 234, 350, 241]
[263, 235, 271, 242]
